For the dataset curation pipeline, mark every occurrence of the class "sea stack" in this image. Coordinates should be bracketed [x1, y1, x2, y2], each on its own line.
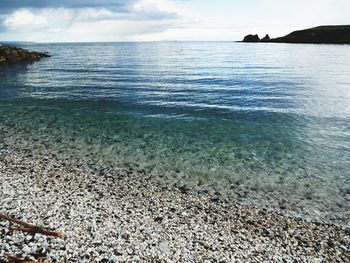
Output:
[242, 34, 260, 42]
[261, 34, 271, 42]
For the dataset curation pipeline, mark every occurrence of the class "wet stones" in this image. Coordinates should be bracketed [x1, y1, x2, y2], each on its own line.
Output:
[0, 45, 50, 64]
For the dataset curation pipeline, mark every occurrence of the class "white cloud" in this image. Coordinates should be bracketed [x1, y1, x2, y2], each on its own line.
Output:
[134, 0, 184, 21]
[1, 0, 185, 42]
[3, 9, 47, 31]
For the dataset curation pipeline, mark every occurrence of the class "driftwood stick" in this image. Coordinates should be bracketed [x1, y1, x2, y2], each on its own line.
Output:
[0, 215, 33, 228]
[0, 214, 64, 238]
[8, 227, 32, 233]
[6, 254, 53, 263]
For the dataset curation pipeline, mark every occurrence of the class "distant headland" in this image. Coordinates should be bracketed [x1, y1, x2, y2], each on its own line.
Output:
[243, 25, 350, 44]
[0, 45, 50, 64]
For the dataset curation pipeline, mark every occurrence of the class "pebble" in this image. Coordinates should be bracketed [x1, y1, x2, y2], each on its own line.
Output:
[0, 142, 349, 262]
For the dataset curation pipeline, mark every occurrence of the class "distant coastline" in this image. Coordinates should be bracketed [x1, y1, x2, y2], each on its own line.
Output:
[243, 25, 350, 44]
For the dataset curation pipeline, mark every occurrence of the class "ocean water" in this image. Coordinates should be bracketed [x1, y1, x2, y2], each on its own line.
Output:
[0, 42, 350, 225]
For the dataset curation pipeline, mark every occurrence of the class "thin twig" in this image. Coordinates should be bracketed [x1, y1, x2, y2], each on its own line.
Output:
[0, 214, 64, 238]
[6, 254, 53, 263]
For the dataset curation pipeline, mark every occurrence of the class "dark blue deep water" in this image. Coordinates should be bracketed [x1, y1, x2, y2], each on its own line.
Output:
[1, 42, 350, 224]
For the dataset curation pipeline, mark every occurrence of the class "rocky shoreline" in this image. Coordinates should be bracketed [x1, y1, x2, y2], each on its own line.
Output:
[0, 45, 50, 64]
[0, 140, 349, 262]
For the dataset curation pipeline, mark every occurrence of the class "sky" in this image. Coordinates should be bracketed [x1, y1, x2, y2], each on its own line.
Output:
[0, 0, 349, 42]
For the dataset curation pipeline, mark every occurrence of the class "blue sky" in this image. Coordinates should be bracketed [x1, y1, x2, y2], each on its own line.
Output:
[0, 0, 349, 42]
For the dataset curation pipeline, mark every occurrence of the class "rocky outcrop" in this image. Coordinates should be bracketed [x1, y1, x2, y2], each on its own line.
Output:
[242, 34, 260, 42]
[242, 25, 350, 44]
[261, 34, 270, 42]
[0, 45, 50, 64]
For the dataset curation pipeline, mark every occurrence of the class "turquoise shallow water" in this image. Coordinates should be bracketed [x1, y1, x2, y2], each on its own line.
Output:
[0, 42, 350, 224]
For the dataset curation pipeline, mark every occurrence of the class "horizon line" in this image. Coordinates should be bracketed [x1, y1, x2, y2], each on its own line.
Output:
[0, 40, 244, 44]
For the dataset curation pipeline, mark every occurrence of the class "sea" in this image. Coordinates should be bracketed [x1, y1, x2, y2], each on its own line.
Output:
[1, 42, 349, 225]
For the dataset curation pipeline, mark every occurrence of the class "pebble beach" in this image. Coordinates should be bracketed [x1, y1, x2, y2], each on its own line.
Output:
[1, 140, 349, 262]
[1, 41, 350, 263]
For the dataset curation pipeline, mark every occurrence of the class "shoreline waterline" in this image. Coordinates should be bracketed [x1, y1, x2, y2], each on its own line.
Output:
[0, 114, 349, 228]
